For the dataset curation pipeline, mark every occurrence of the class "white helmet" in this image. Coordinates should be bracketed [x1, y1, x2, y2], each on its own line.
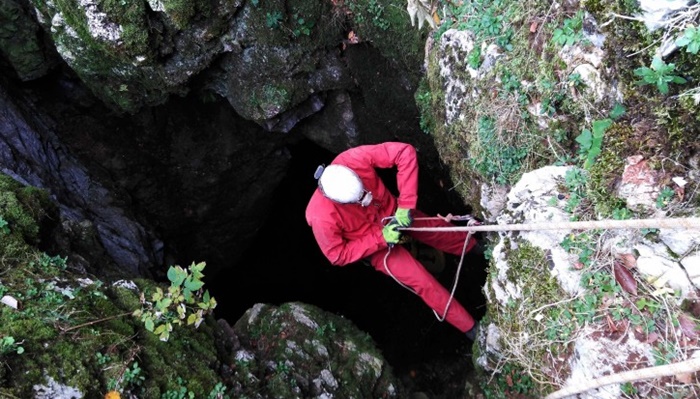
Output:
[318, 164, 369, 205]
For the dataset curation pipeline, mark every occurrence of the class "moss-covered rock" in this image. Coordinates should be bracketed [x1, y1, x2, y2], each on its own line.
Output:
[0, 173, 56, 260]
[26, 0, 240, 113]
[0, 0, 57, 80]
[231, 302, 404, 398]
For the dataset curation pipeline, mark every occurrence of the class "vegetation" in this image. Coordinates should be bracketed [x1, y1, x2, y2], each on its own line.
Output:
[418, 0, 700, 397]
[0, 174, 226, 398]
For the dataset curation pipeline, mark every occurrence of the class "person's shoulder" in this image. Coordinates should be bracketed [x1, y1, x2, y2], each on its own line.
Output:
[306, 190, 333, 214]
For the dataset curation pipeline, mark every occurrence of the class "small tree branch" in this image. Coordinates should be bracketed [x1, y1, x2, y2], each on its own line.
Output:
[59, 311, 133, 333]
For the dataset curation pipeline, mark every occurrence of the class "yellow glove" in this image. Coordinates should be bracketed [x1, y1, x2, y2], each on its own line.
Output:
[395, 208, 413, 227]
[382, 221, 401, 245]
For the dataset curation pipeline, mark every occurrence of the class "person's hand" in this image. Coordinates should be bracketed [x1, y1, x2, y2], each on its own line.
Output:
[437, 213, 455, 222]
[382, 220, 402, 245]
[395, 208, 413, 227]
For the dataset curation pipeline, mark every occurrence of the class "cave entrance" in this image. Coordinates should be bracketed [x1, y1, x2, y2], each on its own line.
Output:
[204, 138, 489, 394]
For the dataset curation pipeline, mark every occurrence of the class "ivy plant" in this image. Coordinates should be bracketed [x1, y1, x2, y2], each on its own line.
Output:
[576, 118, 611, 169]
[552, 11, 585, 47]
[0, 336, 24, 355]
[133, 261, 217, 341]
[575, 104, 625, 169]
[675, 25, 700, 54]
[634, 56, 687, 94]
[0, 216, 9, 235]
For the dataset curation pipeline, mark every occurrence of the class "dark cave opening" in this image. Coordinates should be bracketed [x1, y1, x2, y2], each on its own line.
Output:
[204, 138, 489, 393]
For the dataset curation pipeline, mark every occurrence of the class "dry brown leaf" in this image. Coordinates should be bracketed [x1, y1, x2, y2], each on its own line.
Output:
[614, 264, 638, 295]
[675, 186, 685, 201]
[432, 12, 440, 26]
[646, 332, 660, 344]
[616, 253, 637, 269]
[675, 372, 694, 384]
[679, 314, 699, 338]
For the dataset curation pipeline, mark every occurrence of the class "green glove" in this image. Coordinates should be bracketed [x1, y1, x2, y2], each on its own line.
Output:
[382, 221, 401, 245]
[395, 208, 413, 227]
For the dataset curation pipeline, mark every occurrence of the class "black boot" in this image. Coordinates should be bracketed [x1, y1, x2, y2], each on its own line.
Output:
[465, 321, 479, 341]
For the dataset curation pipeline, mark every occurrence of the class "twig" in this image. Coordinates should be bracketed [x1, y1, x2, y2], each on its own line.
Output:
[600, 12, 644, 28]
[59, 311, 132, 333]
[0, 389, 21, 399]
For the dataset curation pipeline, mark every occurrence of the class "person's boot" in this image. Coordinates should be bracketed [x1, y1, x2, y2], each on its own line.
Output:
[465, 321, 479, 341]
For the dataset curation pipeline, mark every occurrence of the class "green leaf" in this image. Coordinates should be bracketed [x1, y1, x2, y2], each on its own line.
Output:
[676, 26, 700, 54]
[591, 118, 612, 136]
[552, 29, 564, 44]
[176, 304, 186, 318]
[167, 266, 187, 287]
[633, 66, 650, 77]
[584, 148, 601, 169]
[151, 287, 163, 302]
[575, 129, 592, 148]
[650, 56, 665, 71]
[145, 318, 155, 332]
[191, 261, 206, 273]
[184, 277, 204, 292]
[187, 313, 197, 325]
[156, 298, 172, 311]
[689, 42, 700, 54]
[609, 103, 626, 120]
[676, 36, 691, 47]
[154, 324, 166, 335]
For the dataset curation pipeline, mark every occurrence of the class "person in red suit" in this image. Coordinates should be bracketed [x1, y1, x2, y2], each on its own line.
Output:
[305, 142, 479, 339]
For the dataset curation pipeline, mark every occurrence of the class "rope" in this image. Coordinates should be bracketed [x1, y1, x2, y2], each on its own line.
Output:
[545, 352, 700, 399]
[399, 217, 700, 233]
[380, 216, 698, 325]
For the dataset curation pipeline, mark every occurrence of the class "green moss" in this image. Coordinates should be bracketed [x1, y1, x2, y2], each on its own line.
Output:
[427, 0, 592, 205]
[161, 0, 196, 30]
[586, 126, 629, 217]
[98, 0, 150, 53]
[0, 175, 56, 260]
[482, 241, 566, 397]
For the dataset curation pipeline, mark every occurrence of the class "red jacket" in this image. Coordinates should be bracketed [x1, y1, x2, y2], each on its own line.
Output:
[306, 142, 419, 266]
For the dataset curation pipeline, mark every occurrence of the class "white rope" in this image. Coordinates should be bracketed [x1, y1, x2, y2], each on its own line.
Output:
[399, 217, 700, 233]
[545, 352, 700, 399]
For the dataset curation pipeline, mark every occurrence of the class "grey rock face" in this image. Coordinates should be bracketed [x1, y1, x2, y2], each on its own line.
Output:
[0, 83, 161, 276]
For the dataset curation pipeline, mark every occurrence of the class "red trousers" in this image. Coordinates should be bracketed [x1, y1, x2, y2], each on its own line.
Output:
[368, 209, 477, 333]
